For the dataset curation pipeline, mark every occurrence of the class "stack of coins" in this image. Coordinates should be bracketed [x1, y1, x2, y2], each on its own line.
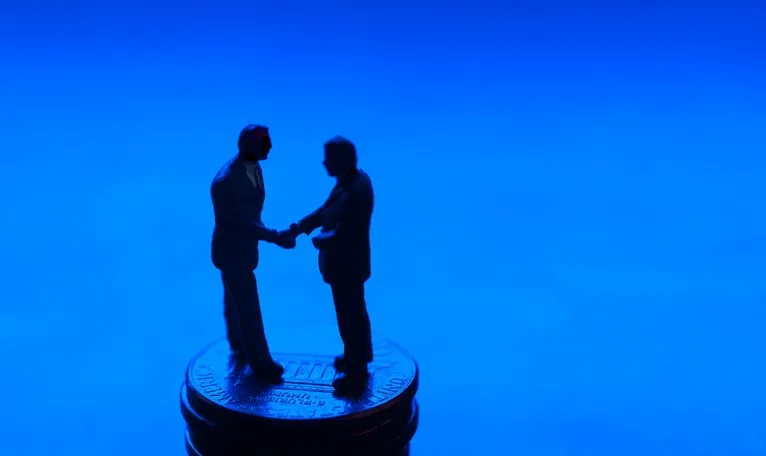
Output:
[180, 339, 419, 455]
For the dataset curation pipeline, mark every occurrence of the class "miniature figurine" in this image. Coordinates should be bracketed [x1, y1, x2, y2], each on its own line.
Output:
[210, 124, 295, 383]
[289, 136, 374, 395]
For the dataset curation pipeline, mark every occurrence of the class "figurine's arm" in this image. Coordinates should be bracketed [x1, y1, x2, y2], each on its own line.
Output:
[312, 181, 371, 247]
[292, 189, 339, 235]
[212, 180, 279, 243]
[292, 206, 325, 236]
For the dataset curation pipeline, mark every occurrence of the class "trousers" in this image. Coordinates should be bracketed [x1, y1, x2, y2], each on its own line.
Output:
[330, 280, 373, 372]
[221, 269, 274, 367]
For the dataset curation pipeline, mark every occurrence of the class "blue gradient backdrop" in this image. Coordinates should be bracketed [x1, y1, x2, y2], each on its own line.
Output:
[1, 1, 765, 455]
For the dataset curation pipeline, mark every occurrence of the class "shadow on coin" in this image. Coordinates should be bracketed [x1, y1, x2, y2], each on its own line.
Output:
[332, 377, 373, 400]
[332, 389, 367, 399]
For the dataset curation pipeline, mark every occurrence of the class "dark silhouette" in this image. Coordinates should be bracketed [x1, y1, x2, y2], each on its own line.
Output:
[289, 136, 374, 395]
[210, 124, 295, 383]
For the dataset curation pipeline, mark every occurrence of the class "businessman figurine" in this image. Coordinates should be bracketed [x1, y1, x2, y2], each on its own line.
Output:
[290, 136, 374, 395]
[210, 124, 295, 383]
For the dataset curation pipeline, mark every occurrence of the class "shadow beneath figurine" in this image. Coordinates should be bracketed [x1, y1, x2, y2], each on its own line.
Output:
[332, 372, 371, 399]
[332, 386, 367, 399]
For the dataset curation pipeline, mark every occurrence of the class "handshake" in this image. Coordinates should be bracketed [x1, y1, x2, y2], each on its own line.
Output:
[271, 223, 333, 250]
[271, 224, 300, 250]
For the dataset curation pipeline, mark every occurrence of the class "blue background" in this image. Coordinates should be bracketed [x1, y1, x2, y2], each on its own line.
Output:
[1, 1, 765, 454]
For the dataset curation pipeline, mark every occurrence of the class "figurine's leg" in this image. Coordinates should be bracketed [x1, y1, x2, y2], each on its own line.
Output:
[331, 281, 373, 375]
[222, 274, 244, 354]
[331, 281, 372, 395]
[351, 282, 374, 367]
[331, 283, 352, 363]
[221, 270, 281, 378]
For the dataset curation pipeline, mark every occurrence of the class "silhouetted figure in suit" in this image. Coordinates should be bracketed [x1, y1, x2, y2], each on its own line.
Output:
[290, 137, 374, 395]
[210, 124, 295, 383]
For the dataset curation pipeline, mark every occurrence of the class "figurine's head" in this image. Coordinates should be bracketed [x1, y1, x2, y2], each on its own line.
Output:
[323, 136, 357, 178]
[238, 124, 272, 162]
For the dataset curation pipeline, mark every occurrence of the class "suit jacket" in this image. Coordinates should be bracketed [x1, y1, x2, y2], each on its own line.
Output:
[297, 169, 374, 284]
[210, 156, 278, 271]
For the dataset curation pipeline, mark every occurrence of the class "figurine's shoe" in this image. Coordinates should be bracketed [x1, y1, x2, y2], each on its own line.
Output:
[332, 371, 370, 397]
[252, 361, 285, 384]
[333, 354, 373, 372]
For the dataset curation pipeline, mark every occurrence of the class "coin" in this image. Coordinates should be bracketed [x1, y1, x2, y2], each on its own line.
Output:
[181, 337, 420, 455]
[186, 338, 418, 427]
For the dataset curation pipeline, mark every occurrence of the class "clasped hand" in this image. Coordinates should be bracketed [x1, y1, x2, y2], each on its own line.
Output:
[273, 224, 333, 250]
[273, 230, 296, 249]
